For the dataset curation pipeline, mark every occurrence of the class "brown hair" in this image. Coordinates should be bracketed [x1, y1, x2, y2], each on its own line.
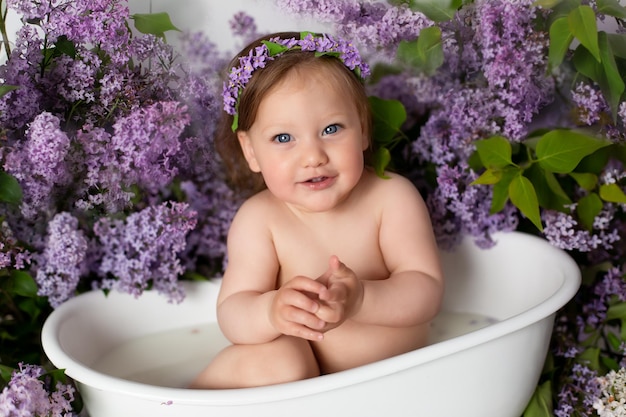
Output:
[215, 32, 372, 196]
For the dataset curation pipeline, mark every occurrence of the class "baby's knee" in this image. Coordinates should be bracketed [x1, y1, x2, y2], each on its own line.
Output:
[246, 336, 319, 385]
[191, 336, 319, 389]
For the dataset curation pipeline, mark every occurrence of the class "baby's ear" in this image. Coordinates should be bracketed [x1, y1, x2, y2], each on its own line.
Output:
[237, 131, 261, 172]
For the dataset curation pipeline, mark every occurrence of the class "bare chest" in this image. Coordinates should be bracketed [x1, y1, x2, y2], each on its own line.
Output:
[272, 216, 388, 285]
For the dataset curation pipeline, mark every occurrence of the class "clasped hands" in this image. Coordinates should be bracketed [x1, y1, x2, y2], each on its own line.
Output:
[269, 255, 364, 341]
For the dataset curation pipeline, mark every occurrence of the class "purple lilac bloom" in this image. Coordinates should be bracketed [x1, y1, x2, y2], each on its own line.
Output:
[229, 11, 260, 45]
[0, 25, 45, 131]
[180, 178, 242, 274]
[93, 202, 197, 303]
[111, 101, 191, 194]
[572, 83, 609, 126]
[274, 0, 430, 49]
[0, 222, 32, 270]
[7, 0, 131, 66]
[427, 165, 518, 249]
[542, 210, 620, 252]
[3, 112, 72, 220]
[0, 363, 75, 417]
[74, 124, 133, 212]
[554, 363, 602, 417]
[46, 52, 102, 106]
[35, 213, 88, 308]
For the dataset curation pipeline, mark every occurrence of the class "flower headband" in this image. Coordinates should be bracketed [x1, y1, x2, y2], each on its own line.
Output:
[222, 32, 370, 132]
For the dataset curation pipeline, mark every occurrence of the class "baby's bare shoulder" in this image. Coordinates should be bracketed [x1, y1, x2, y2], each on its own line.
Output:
[364, 170, 423, 201]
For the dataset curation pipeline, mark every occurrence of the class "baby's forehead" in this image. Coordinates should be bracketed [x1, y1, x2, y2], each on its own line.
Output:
[270, 63, 354, 95]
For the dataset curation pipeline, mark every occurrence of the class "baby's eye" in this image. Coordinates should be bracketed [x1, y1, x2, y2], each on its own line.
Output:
[322, 124, 340, 136]
[274, 133, 292, 143]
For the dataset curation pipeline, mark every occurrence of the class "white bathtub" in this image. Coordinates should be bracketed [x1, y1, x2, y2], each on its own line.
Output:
[41, 231, 580, 417]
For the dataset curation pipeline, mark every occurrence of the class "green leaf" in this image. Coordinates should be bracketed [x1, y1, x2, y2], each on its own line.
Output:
[397, 26, 444, 76]
[408, 0, 458, 22]
[509, 174, 543, 231]
[578, 347, 601, 371]
[132, 12, 180, 37]
[17, 298, 42, 320]
[598, 31, 625, 119]
[607, 302, 626, 321]
[369, 96, 407, 144]
[607, 331, 622, 352]
[572, 42, 603, 81]
[568, 5, 601, 62]
[0, 171, 23, 204]
[526, 164, 572, 211]
[0, 365, 14, 384]
[490, 167, 521, 213]
[597, 0, 626, 19]
[599, 183, 626, 203]
[522, 381, 553, 417]
[569, 172, 598, 190]
[474, 136, 513, 169]
[471, 168, 502, 185]
[416, 26, 443, 76]
[577, 192, 603, 230]
[548, 17, 574, 70]
[263, 40, 289, 56]
[10, 270, 38, 297]
[373, 147, 392, 179]
[601, 354, 620, 371]
[536, 130, 611, 173]
[607, 33, 626, 59]
[52, 35, 76, 59]
[0, 84, 19, 98]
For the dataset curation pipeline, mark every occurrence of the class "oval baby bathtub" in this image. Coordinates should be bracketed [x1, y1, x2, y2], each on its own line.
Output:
[42, 231, 580, 417]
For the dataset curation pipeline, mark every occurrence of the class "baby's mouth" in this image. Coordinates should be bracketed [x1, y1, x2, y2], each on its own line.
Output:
[306, 176, 328, 183]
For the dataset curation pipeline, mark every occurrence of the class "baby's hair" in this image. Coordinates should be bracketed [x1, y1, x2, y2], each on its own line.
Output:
[215, 31, 373, 195]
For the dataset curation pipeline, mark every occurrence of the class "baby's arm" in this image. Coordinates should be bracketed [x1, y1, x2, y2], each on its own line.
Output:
[216, 198, 328, 344]
[352, 174, 444, 327]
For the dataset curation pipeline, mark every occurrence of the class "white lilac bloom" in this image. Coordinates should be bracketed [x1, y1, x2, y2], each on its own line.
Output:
[594, 368, 626, 417]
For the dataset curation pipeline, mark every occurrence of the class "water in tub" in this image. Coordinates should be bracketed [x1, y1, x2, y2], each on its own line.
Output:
[92, 311, 498, 388]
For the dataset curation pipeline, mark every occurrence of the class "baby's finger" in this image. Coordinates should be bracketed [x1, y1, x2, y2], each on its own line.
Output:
[287, 275, 328, 297]
[280, 314, 325, 341]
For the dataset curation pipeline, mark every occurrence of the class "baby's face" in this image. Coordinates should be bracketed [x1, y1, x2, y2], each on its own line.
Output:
[237, 66, 368, 213]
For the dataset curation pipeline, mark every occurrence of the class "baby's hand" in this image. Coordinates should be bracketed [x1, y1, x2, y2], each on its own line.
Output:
[269, 275, 327, 341]
[315, 256, 364, 332]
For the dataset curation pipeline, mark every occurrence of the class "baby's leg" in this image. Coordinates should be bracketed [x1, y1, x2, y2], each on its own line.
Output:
[189, 335, 319, 389]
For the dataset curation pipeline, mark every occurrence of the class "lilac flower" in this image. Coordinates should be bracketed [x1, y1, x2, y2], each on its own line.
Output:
[554, 364, 602, 417]
[0, 363, 75, 417]
[542, 210, 620, 252]
[93, 202, 197, 303]
[229, 11, 260, 45]
[0, 25, 45, 131]
[74, 101, 191, 213]
[426, 165, 518, 249]
[0, 221, 32, 270]
[35, 213, 88, 308]
[179, 178, 242, 274]
[572, 83, 610, 126]
[274, 0, 430, 49]
[112, 101, 191, 193]
[3, 112, 72, 220]
[619, 102, 626, 125]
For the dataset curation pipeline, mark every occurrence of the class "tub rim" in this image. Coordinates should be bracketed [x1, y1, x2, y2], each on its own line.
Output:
[41, 231, 581, 406]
